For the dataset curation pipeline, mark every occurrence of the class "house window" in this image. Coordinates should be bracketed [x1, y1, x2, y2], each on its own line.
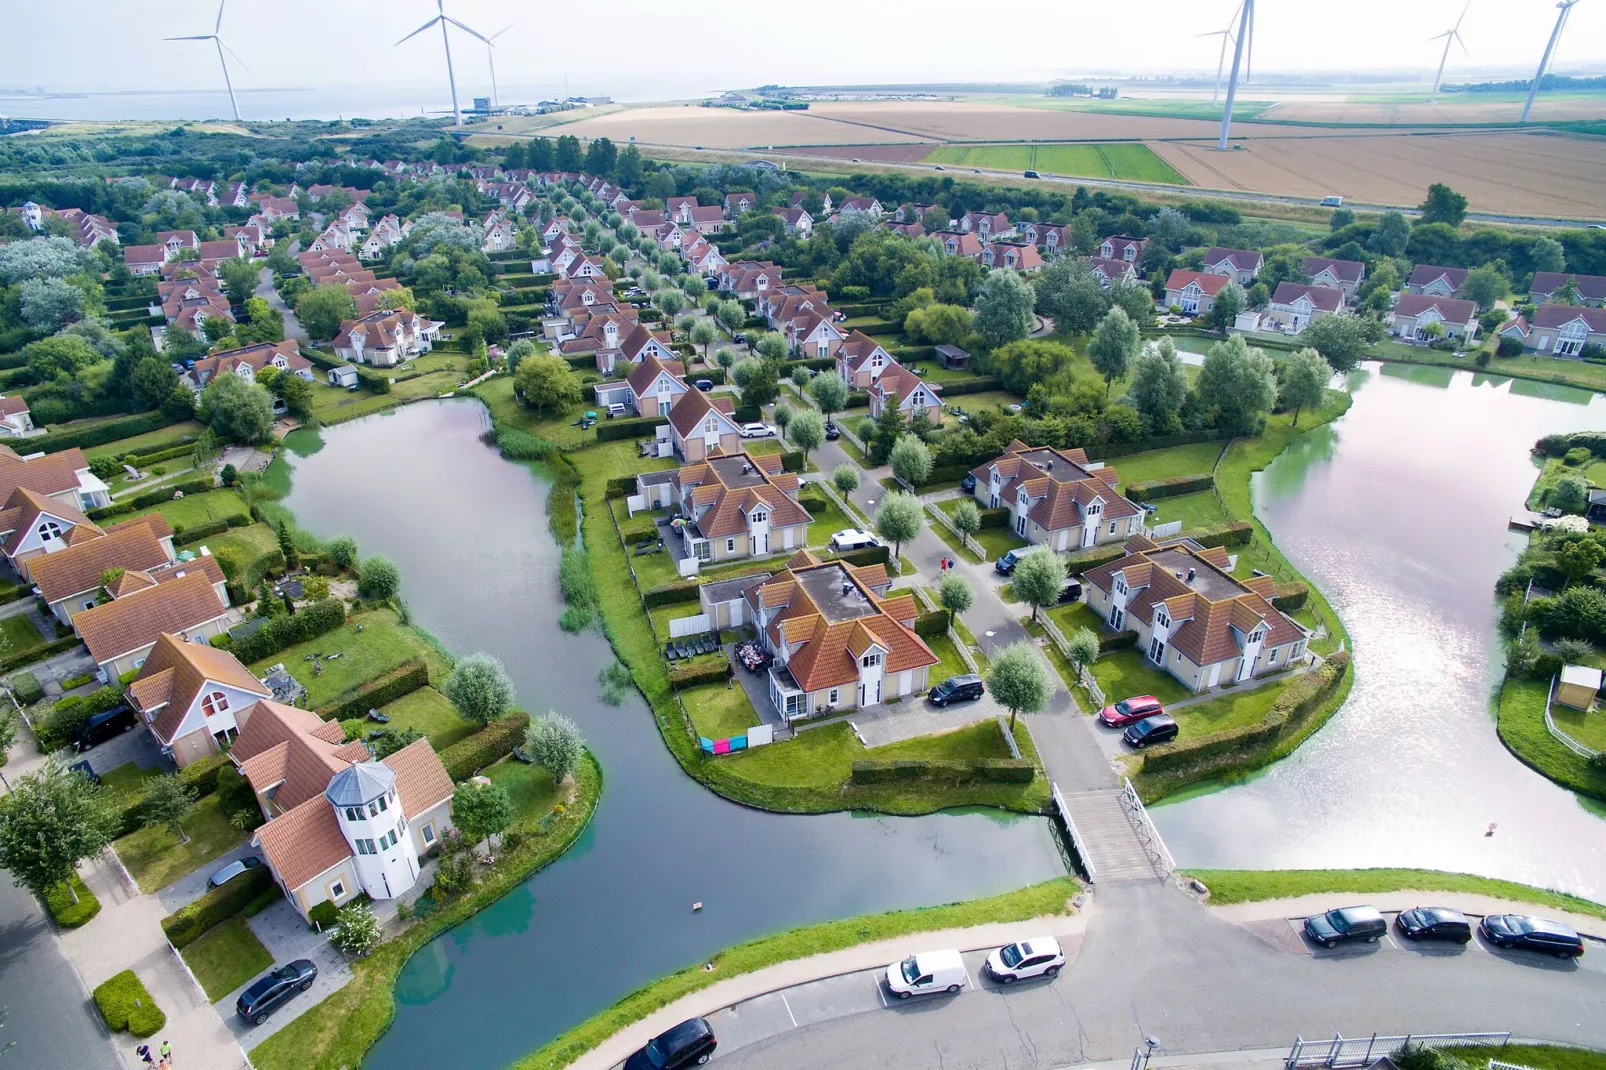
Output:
[1108, 521, 1117, 535]
[726, 538, 736, 553]
[345, 807, 362, 822]
[1156, 609, 1168, 628]
[356, 839, 375, 855]
[828, 688, 839, 705]
[421, 823, 436, 845]
[36, 520, 64, 542]
[201, 691, 229, 717]
[861, 652, 881, 668]
[329, 880, 346, 900]
[1249, 630, 1264, 644]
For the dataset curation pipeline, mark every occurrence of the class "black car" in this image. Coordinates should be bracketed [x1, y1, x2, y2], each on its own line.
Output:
[623, 1017, 717, 1070]
[960, 473, 977, 493]
[1024, 170, 1041, 179]
[1480, 914, 1585, 958]
[694, 378, 714, 390]
[929, 674, 984, 707]
[1396, 906, 1472, 943]
[995, 548, 1024, 576]
[70, 706, 137, 752]
[1122, 715, 1178, 748]
[824, 421, 841, 440]
[1058, 579, 1083, 604]
[1303, 906, 1387, 949]
[237, 959, 318, 1025]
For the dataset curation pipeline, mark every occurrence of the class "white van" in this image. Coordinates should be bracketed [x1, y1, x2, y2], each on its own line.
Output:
[884, 949, 967, 999]
[1320, 195, 1343, 207]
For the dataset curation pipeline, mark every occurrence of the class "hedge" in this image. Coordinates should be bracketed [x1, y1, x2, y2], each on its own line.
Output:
[31, 412, 185, 455]
[1097, 628, 1140, 654]
[1272, 583, 1309, 612]
[604, 475, 639, 499]
[834, 544, 891, 567]
[224, 549, 286, 603]
[669, 661, 729, 687]
[230, 598, 347, 664]
[565, 354, 598, 371]
[93, 970, 165, 1038]
[1125, 474, 1214, 501]
[0, 636, 80, 676]
[1063, 544, 1128, 575]
[84, 477, 215, 519]
[178, 751, 232, 797]
[0, 585, 32, 607]
[315, 657, 429, 721]
[595, 416, 667, 442]
[643, 580, 702, 608]
[977, 507, 1010, 530]
[926, 376, 1002, 398]
[173, 513, 253, 546]
[850, 758, 1036, 784]
[10, 671, 43, 705]
[913, 610, 950, 638]
[1188, 521, 1253, 548]
[161, 866, 275, 950]
[732, 405, 761, 424]
[440, 710, 532, 780]
[45, 874, 101, 928]
[780, 450, 804, 473]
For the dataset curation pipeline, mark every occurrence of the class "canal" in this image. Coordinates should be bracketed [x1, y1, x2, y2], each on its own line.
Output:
[278, 400, 1066, 1070]
[1153, 362, 1606, 900]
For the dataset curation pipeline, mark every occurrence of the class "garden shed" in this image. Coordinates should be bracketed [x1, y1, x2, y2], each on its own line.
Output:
[1556, 664, 1601, 710]
[935, 344, 970, 370]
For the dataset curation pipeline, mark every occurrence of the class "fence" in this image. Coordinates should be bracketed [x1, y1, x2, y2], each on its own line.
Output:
[1119, 776, 1175, 880]
[1146, 520, 1183, 539]
[1038, 610, 1105, 706]
[1285, 1033, 1510, 1070]
[668, 613, 712, 639]
[1051, 780, 1096, 884]
[914, 585, 980, 676]
[925, 499, 985, 559]
[1544, 673, 1599, 758]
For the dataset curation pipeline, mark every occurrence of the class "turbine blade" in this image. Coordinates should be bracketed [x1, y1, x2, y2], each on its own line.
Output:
[444, 15, 491, 43]
[1454, 0, 1470, 30]
[396, 17, 441, 46]
[215, 0, 226, 34]
[1456, 31, 1470, 56]
[165, 35, 214, 41]
[219, 38, 253, 78]
[490, 23, 515, 40]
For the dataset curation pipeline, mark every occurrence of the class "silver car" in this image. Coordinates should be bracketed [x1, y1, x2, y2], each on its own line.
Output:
[208, 855, 264, 889]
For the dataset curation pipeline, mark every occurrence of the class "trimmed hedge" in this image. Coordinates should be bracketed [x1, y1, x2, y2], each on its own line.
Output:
[93, 970, 165, 1038]
[224, 549, 287, 603]
[0, 636, 79, 677]
[604, 475, 638, 499]
[1188, 521, 1253, 548]
[1097, 629, 1140, 654]
[314, 657, 429, 721]
[44, 874, 101, 928]
[1272, 583, 1309, 612]
[595, 416, 667, 442]
[173, 514, 253, 546]
[178, 751, 232, 797]
[230, 598, 346, 664]
[1125, 474, 1214, 501]
[928, 376, 1003, 398]
[643, 580, 702, 608]
[31, 412, 185, 456]
[440, 710, 532, 780]
[1063, 544, 1128, 575]
[10, 671, 43, 705]
[732, 405, 761, 424]
[851, 758, 1035, 784]
[669, 661, 729, 687]
[780, 450, 804, 473]
[913, 610, 950, 638]
[161, 866, 275, 950]
[86, 478, 215, 520]
[977, 507, 1010, 530]
[834, 544, 892, 567]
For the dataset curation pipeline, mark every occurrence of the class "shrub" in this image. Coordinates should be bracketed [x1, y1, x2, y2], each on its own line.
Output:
[850, 759, 1035, 784]
[1095, 628, 1140, 654]
[10, 671, 43, 705]
[834, 544, 891, 567]
[1125, 474, 1214, 501]
[669, 661, 729, 687]
[307, 900, 340, 930]
[642, 580, 702, 607]
[160, 865, 274, 949]
[178, 751, 232, 798]
[1188, 521, 1253, 547]
[913, 610, 950, 638]
[229, 598, 346, 663]
[1564, 447, 1592, 467]
[315, 658, 429, 721]
[1497, 335, 1524, 358]
[1271, 583, 1310, 612]
[439, 710, 532, 780]
[93, 970, 165, 1038]
[44, 874, 101, 928]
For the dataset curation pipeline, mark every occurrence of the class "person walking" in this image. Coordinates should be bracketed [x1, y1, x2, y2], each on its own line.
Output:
[160, 1039, 172, 1064]
[135, 1044, 153, 1065]
[725, 660, 735, 689]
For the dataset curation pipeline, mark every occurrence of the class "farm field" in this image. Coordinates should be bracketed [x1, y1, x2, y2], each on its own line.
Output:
[530, 104, 928, 149]
[1268, 91, 1606, 124]
[924, 142, 1186, 184]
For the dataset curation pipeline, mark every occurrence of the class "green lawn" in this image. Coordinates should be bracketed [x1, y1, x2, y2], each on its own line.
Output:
[181, 915, 273, 1002]
[722, 717, 1019, 794]
[681, 682, 761, 739]
[922, 142, 1186, 184]
[1108, 441, 1225, 486]
[945, 390, 1022, 416]
[1449, 1048, 1606, 1070]
[1089, 648, 1194, 706]
[1170, 679, 1288, 735]
[803, 495, 853, 549]
[934, 497, 1026, 560]
[482, 758, 566, 831]
[203, 521, 279, 581]
[98, 761, 163, 798]
[0, 615, 46, 660]
[1046, 600, 1108, 639]
[1184, 868, 1606, 922]
[1147, 491, 1231, 535]
[114, 793, 247, 894]
[247, 608, 453, 710]
[1498, 677, 1606, 802]
[83, 422, 208, 461]
[924, 630, 971, 685]
[132, 488, 249, 532]
[378, 686, 477, 751]
[1552, 703, 1606, 752]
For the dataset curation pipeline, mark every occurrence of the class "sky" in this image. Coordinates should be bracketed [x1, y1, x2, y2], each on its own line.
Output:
[6, 0, 1605, 109]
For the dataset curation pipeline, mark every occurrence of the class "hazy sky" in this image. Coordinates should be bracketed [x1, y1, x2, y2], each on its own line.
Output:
[8, 0, 1605, 101]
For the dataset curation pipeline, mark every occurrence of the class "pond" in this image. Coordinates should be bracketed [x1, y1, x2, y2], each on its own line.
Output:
[1153, 363, 1606, 900]
[278, 400, 1066, 1070]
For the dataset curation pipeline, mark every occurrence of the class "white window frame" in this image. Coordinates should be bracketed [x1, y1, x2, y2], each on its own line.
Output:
[329, 879, 347, 899]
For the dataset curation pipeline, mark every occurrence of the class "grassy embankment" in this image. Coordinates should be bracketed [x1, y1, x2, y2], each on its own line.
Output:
[1495, 678, 1606, 804]
[1185, 867, 1606, 922]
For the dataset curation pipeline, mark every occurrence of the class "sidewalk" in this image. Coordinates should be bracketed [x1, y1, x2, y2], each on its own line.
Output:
[1205, 889, 1606, 941]
[572, 907, 1090, 1070]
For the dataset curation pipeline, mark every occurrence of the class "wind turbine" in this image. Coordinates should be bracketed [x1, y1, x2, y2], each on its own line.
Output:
[1216, 0, 1253, 150]
[397, 0, 491, 128]
[165, 0, 248, 123]
[1428, 3, 1471, 103]
[1198, 24, 1236, 106]
[484, 24, 515, 108]
[1521, 0, 1582, 122]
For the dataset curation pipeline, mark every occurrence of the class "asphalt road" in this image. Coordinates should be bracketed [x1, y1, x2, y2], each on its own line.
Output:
[0, 878, 119, 1070]
[712, 883, 1606, 1070]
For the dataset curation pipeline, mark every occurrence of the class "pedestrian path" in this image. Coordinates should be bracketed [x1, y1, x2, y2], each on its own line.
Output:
[1056, 787, 1169, 884]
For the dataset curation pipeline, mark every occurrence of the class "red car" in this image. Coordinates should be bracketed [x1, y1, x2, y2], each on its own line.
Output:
[1099, 695, 1164, 727]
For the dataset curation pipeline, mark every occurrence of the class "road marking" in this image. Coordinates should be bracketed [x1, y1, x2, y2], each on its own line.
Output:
[963, 965, 974, 992]
[876, 981, 887, 1007]
[1383, 932, 1400, 951]
[780, 992, 798, 1028]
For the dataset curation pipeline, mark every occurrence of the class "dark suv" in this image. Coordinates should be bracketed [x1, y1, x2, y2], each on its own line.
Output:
[237, 960, 318, 1025]
[1395, 906, 1472, 943]
[70, 707, 136, 752]
[623, 1017, 717, 1070]
[929, 675, 984, 707]
[1303, 906, 1387, 949]
[1480, 914, 1585, 958]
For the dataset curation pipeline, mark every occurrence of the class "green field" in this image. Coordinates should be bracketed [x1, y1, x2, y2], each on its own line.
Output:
[924, 142, 1188, 184]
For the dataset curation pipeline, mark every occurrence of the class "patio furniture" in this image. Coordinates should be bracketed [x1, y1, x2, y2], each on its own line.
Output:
[366, 707, 390, 723]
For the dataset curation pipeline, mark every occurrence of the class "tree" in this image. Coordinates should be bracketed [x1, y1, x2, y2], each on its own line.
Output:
[444, 652, 516, 726]
[903, 303, 973, 346]
[734, 359, 778, 408]
[1066, 627, 1100, 680]
[973, 269, 1036, 348]
[1555, 538, 1605, 587]
[985, 640, 1052, 733]
[515, 355, 582, 414]
[1542, 584, 1606, 641]
[198, 372, 275, 443]
[1550, 475, 1589, 515]
[874, 491, 924, 560]
[24, 333, 99, 382]
[327, 534, 358, 571]
[755, 332, 788, 363]
[937, 574, 973, 628]
[1368, 211, 1410, 258]
[1418, 183, 1468, 228]
[1461, 264, 1510, 310]
[239, 297, 285, 344]
[992, 339, 1075, 398]
[807, 371, 848, 418]
[714, 299, 747, 336]
[832, 463, 860, 496]
[1329, 208, 1356, 231]
[1033, 258, 1109, 336]
[1089, 305, 1139, 398]
[951, 498, 982, 539]
[867, 393, 907, 466]
[889, 433, 932, 487]
[1195, 334, 1277, 435]
[655, 289, 685, 319]
[451, 780, 514, 859]
[0, 762, 118, 905]
[1298, 312, 1374, 374]
[18, 277, 84, 331]
[357, 554, 402, 600]
[1011, 548, 1067, 623]
[273, 372, 314, 420]
[523, 712, 585, 783]
[1211, 281, 1246, 333]
[330, 901, 382, 957]
[1278, 348, 1331, 428]
[1125, 339, 1189, 433]
[690, 320, 718, 361]
[140, 775, 198, 845]
[773, 403, 794, 433]
[0, 235, 92, 285]
[1530, 236, 1566, 275]
[220, 257, 260, 309]
[1148, 206, 1190, 251]
[1406, 222, 1462, 268]
[294, 284, 357, 341]
[789, 409, 825, 460]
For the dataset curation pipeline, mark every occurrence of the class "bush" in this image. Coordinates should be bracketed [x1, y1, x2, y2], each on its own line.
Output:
[93, 970, 165, 1038]
[850, 758, 1035, 784]
[976, 508, 1010, 530]
[1271, 583, 1310, 612]
[1188, 521, 1253, 547]
[440, 711, 532, 780]
[1497, 335, 1524, 358]
[1096, 628, 1139, 654]
[177, 751, 232, 798]
[594, 417, 667, 442]
[32, 412, 183, 456]
[229, 598, 346, 663]
[10, 670, 43, 705]
[913, 610, 950, 638]
[604, 476, 638, 499]
[669, 661, 729, 687]
[315, 658, 429, 721]
[0, 636, 80, 676]
[307, 900, 339, 930]
[44, 874, 101, 928]
[834, 544, 891, 567]
[780, 450, 805, 473]
[643, 580, 702, 608]
[1125, 474, 1214, 501]
[1564, 447, 1592, 467]
[161, 865, 274, 949]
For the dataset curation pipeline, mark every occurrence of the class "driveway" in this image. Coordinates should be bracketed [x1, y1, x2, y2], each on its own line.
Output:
[74, 720, 170, 777]
[256, 268, 306, 343]
[845, 698, 1001, 748]
[0, 879, 120, 1070]
[223, 898, 352, 1046]
[155, 841, 261, 914]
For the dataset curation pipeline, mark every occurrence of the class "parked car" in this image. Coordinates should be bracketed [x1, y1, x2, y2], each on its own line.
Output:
[694, 378, 714, 390]
[1320, 195, 1343, 207]
[830, 528, 879, 551]
[1395, 906, 1472, 943]
[236, 960, 318, 1025]
[739, 422, 774, 439]
[1303, 905, 1387, 949]
[1058, 579, 1083, 604]
[1023, 170, 1041, 179]
[960, 473, 977, 493]
[67, 759, 100, 784]
[933, 164, 946, 170]
[622, 1017, 717, 1069]
[929, 674, 984, 707]
[824, 421, 841, 440]
[995, 548, 1025, 575]
[1122, 714, 1178, 748]
[70, 707, 137, 752]
[207, 855, 264, 889]
[885, 949, 967, 999]
[1480, 914, 1585, 958]
[982, 938, 1064, 984]
[1099, 695, 1164, 728]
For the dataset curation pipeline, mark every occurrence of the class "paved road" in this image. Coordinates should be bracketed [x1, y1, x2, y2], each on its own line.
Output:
[256, 267, 306, 343]
[713, 882, 1606, 1069]
[0, 878, 120, 1070]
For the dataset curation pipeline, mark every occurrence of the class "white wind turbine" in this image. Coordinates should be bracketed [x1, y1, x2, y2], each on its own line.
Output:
[165, 0, 249, 122]
[1216, 0, 1254, 150]
[1428, 3, 1471, 103]
[485, 24, 515, 108]
[397, 0, 492, 128]
[1198, 24, 1236, 106]
[1521, 0, 1582, 122]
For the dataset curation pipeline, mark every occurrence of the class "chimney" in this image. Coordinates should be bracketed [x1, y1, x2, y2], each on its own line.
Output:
[1186, 568, 1196, 583]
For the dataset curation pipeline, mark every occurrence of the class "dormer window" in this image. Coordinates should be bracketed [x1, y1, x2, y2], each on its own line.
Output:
[36, 520, 63, 542]
[1249, 630, 1264, 644]
[751, 509, 767, 524]
[1115, 577, 1127, 595]
[201, 691, 229, 717]
[861, 652, 882, 668]
[1156, 609, 1168, 627]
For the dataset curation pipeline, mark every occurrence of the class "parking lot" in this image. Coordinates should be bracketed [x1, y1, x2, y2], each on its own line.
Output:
[1246, 908, 1606, 973]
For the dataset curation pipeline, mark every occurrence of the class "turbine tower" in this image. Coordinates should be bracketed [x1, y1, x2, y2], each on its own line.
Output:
[1428, 3, 1471, 103]
[1199, 25, 1236, 106]
[1521, 0, 1581, 122]
[485, 25, 515, 108]
[1216, 0, 1253, 150]
[397, 0, 491, 128]
[165, 0, 247, 122]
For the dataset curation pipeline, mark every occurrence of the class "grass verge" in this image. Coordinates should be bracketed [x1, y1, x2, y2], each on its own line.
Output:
[1446, 1048, 1606, 1070]
[114, 793, 247, 894]
[1184, 868, 1606, 922]
[182, 914, 274, 1002]
[1496, 678, 1606, 803]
